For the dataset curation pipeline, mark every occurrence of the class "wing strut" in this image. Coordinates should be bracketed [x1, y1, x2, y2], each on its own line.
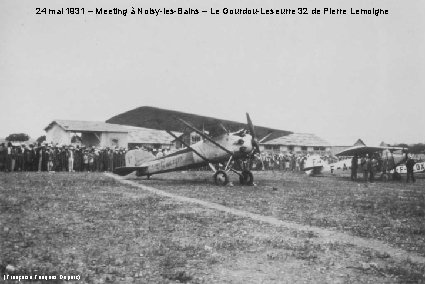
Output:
[176, 118, 235, 156]
[165, 130, 211, 163]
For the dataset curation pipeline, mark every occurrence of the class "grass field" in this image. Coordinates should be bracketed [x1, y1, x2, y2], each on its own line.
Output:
[139, 171, 425, 255]
[0, 171, 424, 283]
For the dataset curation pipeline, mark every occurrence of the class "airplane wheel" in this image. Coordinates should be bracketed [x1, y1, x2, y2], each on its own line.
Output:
[239, 170, 254, 186]
[214, 170, 229, 186]
[381, 173, 389, 182]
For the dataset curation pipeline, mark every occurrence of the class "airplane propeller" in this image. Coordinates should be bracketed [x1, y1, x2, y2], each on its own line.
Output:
[246, 113, 260, 154]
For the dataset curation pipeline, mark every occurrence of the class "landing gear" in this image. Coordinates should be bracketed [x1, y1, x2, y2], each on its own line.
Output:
[210, 157, 255, 186]
[213, 170, 229, 186]
[239, 170, 254, 185]
[381, 173, 390, 182]
[392, 172, 402, 181]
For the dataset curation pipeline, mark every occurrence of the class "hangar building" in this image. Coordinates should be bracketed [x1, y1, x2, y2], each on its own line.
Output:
[44, 120, 180, 149]
[106, 106, 332, 155]
[260, 133, 331, 155]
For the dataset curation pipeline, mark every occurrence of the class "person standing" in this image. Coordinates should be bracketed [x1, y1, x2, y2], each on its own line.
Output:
[51, 146, 57, 171]
[35, 144, 42, 172]
[88, 150, 94, 172]
[83, 151, 89, 172]
[29, 144, 37, 171]
[15, 144, 24, 171]
[406, 154, 416, 183]
[67, 147, 74, 172]
[61, 147, 68, 171]
[23, 145, 30, 171]
[103, 148, 109, 172]
[361, 154, 369, 182]
[47, 147, 54, 172]
[369, 155, 377, 182]
[94, 148, 100, 172]
[74, 145, 83, 172]
[42, 146, 49, 171]
[7, 142, 16, 172]
[54, 147, 61, 171]
[108, 149, 114, 172]
[0, 143, 6, 172]
[351, 154, 358, 181]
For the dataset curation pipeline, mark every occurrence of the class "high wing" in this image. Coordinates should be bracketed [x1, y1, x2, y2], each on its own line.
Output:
[177, 118, 235, 156]
[165, 130, 211, 163]
[335, 145, 404, 156]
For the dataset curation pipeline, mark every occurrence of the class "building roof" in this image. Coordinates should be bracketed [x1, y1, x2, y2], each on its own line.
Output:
[45, 120, 130, 133]
[261, 133, 330, 147]
[126, 126, 182, 145]
[353, 139, 366, 146]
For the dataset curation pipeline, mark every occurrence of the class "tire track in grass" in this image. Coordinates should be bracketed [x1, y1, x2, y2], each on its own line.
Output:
[105, 173, 424, 264]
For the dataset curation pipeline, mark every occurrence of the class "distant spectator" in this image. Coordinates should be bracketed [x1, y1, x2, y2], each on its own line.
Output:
[66, 147, 74, 172]
[47, 147, 54, 172]
[7, 142, 15, 172]
[83, 151, 89, 172]
[88, 151, 95, 172]
[406, 153, 416, 183]
[366, 155, 374, 182]
[0, 143, 6, 171]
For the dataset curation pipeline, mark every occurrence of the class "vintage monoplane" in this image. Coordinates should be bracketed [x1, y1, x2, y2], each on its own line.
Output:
[114, 114, 261, 186]
[303, 145, 410, 180]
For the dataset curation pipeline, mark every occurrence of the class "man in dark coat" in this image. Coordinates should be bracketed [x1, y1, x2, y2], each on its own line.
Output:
[0, 143, 6, 171]
[15, 145, 24, 171]
[61, 147, 68, 171]
[29, 144, 37, 171]
[23, 146, 31, 171]
[42, 146, 49, 171]
[406, 154, 416, 183]
[35, 144, 43, 172]
[74, 147, 82, 172]
[365, 155, 374, 182]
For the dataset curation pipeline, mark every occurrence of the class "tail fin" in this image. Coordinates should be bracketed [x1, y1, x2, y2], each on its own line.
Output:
[125, 149, 156, 166]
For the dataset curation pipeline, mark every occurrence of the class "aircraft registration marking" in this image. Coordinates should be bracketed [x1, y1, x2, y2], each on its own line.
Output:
[395, 162, 425, 174]
[155, 156, 182, 169]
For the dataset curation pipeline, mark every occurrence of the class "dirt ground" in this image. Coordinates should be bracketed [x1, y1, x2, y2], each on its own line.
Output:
[0, 171, 424, 283]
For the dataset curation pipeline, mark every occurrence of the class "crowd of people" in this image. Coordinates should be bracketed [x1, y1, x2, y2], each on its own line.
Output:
[350, 152, 418, 183]
[0, 142, 336, 174]
[253, 152, 335, 171]
[0, 142, 127, 173]
[0, 142, 421, 184]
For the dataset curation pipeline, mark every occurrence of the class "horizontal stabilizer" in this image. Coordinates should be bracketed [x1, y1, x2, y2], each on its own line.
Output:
[113, 166, 145, 176]
[302, 165, 323, 171]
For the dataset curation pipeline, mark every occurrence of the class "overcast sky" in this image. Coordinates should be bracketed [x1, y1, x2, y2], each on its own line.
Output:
[0, 0, 424, 145]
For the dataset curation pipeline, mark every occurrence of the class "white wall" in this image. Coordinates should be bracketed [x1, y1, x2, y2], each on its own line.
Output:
[45, 124, 70, 145]
[100, 132, 128, 148]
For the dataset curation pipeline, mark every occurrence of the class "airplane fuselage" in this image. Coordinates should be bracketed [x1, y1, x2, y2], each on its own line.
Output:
[129, 132, 254, 176]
